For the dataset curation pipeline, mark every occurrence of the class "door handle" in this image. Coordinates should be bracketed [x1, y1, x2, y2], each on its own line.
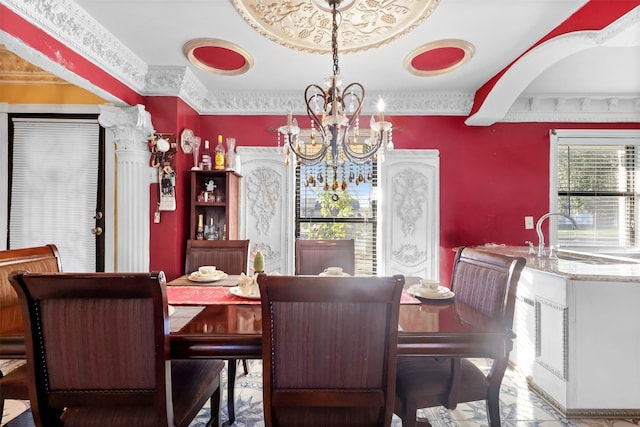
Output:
[91, 227, 103, 235]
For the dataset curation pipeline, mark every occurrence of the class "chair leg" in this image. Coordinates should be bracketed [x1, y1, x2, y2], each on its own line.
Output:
[395, 395, 422, 427]
[486, 388, 502, 427]
[207, 377, 222, 427]
[227, 359, 237, 426]
[241, 359, 250, 375]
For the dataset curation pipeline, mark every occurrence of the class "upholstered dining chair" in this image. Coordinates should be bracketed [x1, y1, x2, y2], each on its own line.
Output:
[184, 238, 250, 425]
[0, 244, 62, 419]
[9, 270, 224, 427]
[258, 273, 404, 427]
[185, 239, 250, 275]
[294, 239, 355, 275]
[394, 247, 526, 427]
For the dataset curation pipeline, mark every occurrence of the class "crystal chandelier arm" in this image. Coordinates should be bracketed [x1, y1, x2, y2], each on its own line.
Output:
[341, 82, 364, 127]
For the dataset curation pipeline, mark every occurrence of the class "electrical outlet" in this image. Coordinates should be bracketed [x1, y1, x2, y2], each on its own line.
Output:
[524, 216, 534, 229]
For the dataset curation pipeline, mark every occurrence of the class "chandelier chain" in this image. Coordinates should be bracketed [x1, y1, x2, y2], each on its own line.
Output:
[331, 1, 340, 76]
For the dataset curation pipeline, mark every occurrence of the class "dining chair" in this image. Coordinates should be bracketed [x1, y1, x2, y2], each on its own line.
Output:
[394, 247, 526, 427]
[0, 244, 62, 419]
[185, 239, 250, 275]
[8, 270, 224, 427]
[294, 239, 355, 275]
[184, 238, 250, 425]
[258, 273, 405, 427]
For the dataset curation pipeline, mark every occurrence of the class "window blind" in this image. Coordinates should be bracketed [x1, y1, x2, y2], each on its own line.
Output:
[10, 117, 100, 271]
[557, 142, 638, 248]
[295, 161, 378, 275]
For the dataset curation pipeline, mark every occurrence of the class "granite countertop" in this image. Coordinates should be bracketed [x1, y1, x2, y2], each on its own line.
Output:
[474, 245, 640, 282]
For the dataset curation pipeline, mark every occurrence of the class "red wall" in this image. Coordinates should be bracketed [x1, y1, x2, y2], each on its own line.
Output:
[192, 114, 639, 283]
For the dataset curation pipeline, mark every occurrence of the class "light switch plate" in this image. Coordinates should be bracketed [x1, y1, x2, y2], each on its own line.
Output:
[525, 216, 534, 229]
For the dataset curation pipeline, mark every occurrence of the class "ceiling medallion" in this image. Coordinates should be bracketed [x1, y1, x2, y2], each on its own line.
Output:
[404, 39, 475, 76]
[232, 0, 441, 53]
[183, 38, 254, 75]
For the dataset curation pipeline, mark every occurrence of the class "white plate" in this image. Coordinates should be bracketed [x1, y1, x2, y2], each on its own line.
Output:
[319, 272, 351, 277]
[407, 284, 455, 300]
[229, 286, 260, 300]
[188, 272, 228, 283]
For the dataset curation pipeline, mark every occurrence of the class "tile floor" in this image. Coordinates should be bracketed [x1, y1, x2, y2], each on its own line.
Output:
[2, 359, 639, 426]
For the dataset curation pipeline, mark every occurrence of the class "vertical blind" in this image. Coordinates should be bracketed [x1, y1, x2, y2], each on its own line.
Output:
[557, 143, 638, 248]
[295, 161, 378, 275]
[10, 117, 100, 271]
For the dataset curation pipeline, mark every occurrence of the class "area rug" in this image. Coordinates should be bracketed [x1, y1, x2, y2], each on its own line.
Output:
[1, 358, 604, 427]
[188, 359, 581, 427]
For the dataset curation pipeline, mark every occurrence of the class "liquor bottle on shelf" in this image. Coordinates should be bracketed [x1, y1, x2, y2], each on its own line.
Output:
[222, 224, 227, 240]
[214, 134, 226, 170]
[196, 214, 204, 240]
[201, 140, 212, 170]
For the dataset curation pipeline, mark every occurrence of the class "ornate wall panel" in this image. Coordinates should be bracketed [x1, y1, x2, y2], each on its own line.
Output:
[237, 147, 295, 274]
[380, 150, 439, 280]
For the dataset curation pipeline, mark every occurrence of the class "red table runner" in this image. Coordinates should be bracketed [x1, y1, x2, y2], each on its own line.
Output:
[167, 286, 260, 305]
[167, 285, 420, 305]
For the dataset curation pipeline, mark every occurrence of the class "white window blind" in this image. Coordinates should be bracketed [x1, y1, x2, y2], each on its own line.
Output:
[296, 161, 378, 275]
[10, 117, 100, 271]
[555, 133, 640, 249]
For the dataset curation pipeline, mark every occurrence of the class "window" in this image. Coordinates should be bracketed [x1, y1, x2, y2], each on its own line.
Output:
[551, 130, 640, 250]
[295, 160, 378, 275]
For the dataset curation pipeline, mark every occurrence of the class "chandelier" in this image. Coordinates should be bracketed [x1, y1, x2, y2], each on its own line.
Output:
[278, 0, 393, 175]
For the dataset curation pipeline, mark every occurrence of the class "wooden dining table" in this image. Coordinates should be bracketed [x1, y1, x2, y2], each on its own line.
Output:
[166, 274, 515, 361]
[0, 274, 515, 361]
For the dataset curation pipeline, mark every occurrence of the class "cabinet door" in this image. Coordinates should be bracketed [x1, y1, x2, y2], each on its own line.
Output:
[379, 150, 440, 280]
[236, 147, 295, 274]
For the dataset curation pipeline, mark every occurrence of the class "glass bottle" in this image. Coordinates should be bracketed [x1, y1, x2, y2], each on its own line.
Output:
[201, 140, 212, 170]
[196, 214, 204, 240]
[214, 134, 226, 170]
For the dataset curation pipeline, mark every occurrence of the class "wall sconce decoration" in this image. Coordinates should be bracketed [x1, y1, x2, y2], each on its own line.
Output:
[148, 133, 178, 212]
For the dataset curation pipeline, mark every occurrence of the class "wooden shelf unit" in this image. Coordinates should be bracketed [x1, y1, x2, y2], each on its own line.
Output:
[189, 170, 241, 241]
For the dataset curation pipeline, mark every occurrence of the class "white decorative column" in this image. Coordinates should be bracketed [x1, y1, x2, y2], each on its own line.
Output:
[98, 105, 154, 272]
[379, 150, 440, 280]
[236, 147, 295, 274]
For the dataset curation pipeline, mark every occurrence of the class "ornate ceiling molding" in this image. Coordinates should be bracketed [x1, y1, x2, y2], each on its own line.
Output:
[231, 0, 440, 53]
[2, 0, 147, 92]
[466, 6, 640, 126]
[0, 45, 66, 84]
[504, 95, 640, 123]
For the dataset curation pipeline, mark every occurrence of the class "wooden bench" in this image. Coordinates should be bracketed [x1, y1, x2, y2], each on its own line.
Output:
[0, 244, 62, 417]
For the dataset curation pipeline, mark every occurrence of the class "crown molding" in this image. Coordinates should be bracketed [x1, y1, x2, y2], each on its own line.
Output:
[2, 0, 147, 93]
[503, 95, 640, 123]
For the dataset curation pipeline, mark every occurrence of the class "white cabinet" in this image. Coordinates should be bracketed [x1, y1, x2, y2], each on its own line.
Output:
[512, 266, 640, 417]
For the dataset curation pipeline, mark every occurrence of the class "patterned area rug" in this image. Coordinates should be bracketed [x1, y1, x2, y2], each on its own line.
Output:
[189, 359, 581, 427]
[3, 358, 639, 427]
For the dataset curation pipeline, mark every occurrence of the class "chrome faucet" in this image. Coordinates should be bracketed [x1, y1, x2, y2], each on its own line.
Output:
[535, 212, 578, 257]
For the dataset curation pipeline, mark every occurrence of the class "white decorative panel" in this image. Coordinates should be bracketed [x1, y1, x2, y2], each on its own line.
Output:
[380, 150, 439, 280]
[237, 147, 295, 274]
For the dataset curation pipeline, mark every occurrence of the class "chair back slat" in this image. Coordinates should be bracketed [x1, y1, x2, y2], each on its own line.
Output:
[185, 239, 250, 274]
[9, 272, 170, 412]
[450, 247, 526, 326]
[295, 239, 355, 275]
[259, 274, 404, 427]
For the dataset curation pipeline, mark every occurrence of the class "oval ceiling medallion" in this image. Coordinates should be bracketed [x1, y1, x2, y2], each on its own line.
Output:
[231, 0, 441, 54]
[183, 38, 253, 75]
[404, 39, 474, 76]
